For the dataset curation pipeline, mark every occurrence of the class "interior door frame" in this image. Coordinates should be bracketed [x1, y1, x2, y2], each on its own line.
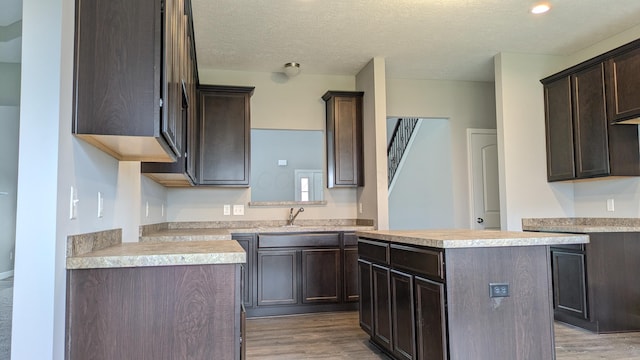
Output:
[466, 128, 500, 230]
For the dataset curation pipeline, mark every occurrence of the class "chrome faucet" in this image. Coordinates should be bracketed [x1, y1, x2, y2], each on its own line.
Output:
[287, 207, 304, 226]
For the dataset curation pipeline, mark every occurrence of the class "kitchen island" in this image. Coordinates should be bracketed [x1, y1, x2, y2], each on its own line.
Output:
[355, 229, 588, 360]
[65, 229, 246, 360]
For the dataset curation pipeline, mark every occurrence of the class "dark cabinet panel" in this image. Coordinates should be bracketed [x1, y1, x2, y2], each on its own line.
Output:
[542, 40, 640, 182]
[358, 259, 373, 335]
[544, 76, 575, 181]
[552, 250, 588, 319]
[233, 234, 256, 308]
[302, 249, 341, 303]
[415, 276, 447, 360]
[141, 0, 199, 186]
[572, 64, 610, 178]
[323, 91, 364, 187]
[73, 0, 179, 162]
[257, 250, 298, 306]
[66, 264, 240, 360]
[391, 270, 415, 360]
[343, 247, 360, 302]
[372, 264, 393, 352]
[607, 46, 640, 124]
[198, 85, 254, 186]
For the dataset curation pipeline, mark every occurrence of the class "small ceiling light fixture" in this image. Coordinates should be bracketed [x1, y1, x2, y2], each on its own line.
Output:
[531, 3, 551, 14]
[283, 62, 301, 77]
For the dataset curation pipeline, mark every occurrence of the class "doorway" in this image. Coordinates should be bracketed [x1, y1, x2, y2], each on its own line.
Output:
[467, 129, 500, 230]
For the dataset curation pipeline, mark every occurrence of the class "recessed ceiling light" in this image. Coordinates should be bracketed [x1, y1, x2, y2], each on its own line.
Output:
[531, 3, 551, 14]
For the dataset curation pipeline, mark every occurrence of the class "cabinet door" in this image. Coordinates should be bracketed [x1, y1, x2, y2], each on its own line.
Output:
[372, 264, 393, 352]
[552, 250, 588, 319]
[233, 234, 256, 308]
[572, 63, 610, 178]
[162, 0, 182, 156]
[391, 270, 416, 360]
[543, 76, 576, 181]
[302, 248, 340, 303]
[257, 250, 298, 306]
[358, 259, 373, 335]
[198, 86, 253, 186]
[344, 247, 360, 302]
[323, 91, 364, 187]
[415, 276, 447, 360]
[606, 46, 640, 124]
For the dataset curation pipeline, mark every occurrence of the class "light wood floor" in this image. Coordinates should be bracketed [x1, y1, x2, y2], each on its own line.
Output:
[246, 311, 640, 359]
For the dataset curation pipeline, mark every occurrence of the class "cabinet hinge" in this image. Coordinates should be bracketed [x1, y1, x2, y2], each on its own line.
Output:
[159, 98, 163, 107]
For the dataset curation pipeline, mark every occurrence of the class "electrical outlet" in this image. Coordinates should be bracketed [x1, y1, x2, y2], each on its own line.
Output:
[162, 204, 165, 217]
[97, 192, 104, 218]
[145, 201, 149, 217]
[69, 186, 78, 220]
[9, 251, 13, 261]
[489, 283, 510, 298]
[233, 204, 244, 216]
[607, 198, 615, 212]
[223, 204, 231, 216]
[359, 202, 363, 214]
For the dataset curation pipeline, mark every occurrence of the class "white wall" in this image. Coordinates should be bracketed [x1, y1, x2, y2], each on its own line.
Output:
[388, 119, 455, 229]
[166, 69, 359, 221]
[0, 106, 19, 276]
[386, 79, 496, 228]
[356, 57, 389, 229]
[494, 24, 640, 230]
[12, 0, 166, 358]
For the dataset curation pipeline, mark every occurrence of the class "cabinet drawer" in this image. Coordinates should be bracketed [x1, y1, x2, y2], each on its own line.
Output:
[258, 233, 340, 248]
[358, 239, 389, 264]
[551, 244, 585, 252]
[343, 233, 358, 247]
[390, 244, 444, 281]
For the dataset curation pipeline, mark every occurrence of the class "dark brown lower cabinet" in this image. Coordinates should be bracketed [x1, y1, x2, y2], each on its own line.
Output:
[257, 249, 298, 306]
[551, 248, 588, 319]
[344, 247, 360, 302]
[302, 248, 340, 303]
[360, 237, 555, 360]
[66, 264, 241, 360]
[548, 232, 640, 333]
[391, 270, 415, 360]
[372, 264, 393, 352]
[248, 232, 358, 317]
[358, 259, 373, 335]
[415, 276, 447, 360]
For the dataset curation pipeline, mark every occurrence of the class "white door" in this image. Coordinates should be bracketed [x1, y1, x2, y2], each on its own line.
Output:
[468, 129, 500, 230]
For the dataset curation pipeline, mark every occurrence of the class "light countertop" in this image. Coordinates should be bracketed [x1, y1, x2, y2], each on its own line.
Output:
[355, 229, 589, 248]
[66, 240, 246, 269]
[522, 218, 640, 233]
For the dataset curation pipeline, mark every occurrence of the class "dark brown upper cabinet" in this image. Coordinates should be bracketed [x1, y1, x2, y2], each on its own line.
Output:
[607, 46, 640, 124]
[322, 91, 364, 188]
[141, 0, 199, 186]
[197, 85, 254, 186]
[73, 0, 188, 162]
[541, 39, 640, 182]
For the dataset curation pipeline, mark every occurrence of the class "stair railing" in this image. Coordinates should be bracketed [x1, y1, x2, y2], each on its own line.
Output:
[387, 118, 419, 186]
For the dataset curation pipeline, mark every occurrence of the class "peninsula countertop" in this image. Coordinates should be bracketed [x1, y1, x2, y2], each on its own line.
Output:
[522, 217, 640, 233]
[355, 229, 588, 248]
[66, 239, 246, 269]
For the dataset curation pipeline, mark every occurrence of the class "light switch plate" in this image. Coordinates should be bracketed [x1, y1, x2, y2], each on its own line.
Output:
[69, 186, 78, 220]
[607, 198, 615, 212]
[97, 192, 104, 218]
[233, 204, 244, 216]
[223, 204, 231, 216]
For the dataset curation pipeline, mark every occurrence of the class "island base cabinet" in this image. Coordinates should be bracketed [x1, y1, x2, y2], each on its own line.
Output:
[415, 277, 447, 360]
[358, 259, 373, 335]
[372, 264, 393, 353]
[66, 264, 241, 360]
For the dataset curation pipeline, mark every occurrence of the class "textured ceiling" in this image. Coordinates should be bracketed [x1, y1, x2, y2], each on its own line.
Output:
[192, 0, 640, 82]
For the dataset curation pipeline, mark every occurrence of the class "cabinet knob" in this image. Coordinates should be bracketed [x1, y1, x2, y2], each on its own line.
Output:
[477, 218, 484, 224]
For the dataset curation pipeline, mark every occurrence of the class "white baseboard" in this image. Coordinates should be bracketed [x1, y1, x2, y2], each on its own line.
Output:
[0, 270, 14, 280]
